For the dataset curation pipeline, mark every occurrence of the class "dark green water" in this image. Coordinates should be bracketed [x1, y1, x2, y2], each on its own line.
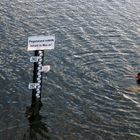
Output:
[1, 0, 140, 139]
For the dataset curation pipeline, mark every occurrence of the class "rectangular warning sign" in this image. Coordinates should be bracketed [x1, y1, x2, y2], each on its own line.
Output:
[28, 35, 55, 51]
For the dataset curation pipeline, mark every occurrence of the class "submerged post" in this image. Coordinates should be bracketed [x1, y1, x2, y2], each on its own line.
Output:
[28, 35, 55, 100]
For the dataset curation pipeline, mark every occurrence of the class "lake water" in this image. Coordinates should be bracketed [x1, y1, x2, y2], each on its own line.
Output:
[1, 0, 140, 139]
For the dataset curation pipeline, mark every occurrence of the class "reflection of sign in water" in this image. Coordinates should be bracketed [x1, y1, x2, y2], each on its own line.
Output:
[28, 36, 55, 51]
[25, 100, 50, 139]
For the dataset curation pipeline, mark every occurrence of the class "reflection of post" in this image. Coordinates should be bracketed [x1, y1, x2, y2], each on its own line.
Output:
[24, 99, 50, 140]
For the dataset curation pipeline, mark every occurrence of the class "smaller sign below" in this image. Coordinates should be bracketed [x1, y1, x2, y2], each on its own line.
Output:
[28, 35, 55, 51]
[30, 56, 40, 62]
[28, 83, 37, 89]
[41, 65, 50, 73]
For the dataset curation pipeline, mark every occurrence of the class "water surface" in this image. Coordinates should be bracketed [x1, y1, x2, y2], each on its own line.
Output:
[1, 0, 140, 139]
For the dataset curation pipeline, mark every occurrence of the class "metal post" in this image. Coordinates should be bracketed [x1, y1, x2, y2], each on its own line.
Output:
[32, 50, 44, 103]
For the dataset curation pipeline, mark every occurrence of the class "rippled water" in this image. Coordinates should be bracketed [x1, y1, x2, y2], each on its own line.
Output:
[1, 0, 140, 139]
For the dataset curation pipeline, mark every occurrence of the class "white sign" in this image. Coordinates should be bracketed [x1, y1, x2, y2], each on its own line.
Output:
[28, 83, 37, 89]
[30, 56, 40, 62]
[28, 35, 55, 51]
[41, 65, 50, 73]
